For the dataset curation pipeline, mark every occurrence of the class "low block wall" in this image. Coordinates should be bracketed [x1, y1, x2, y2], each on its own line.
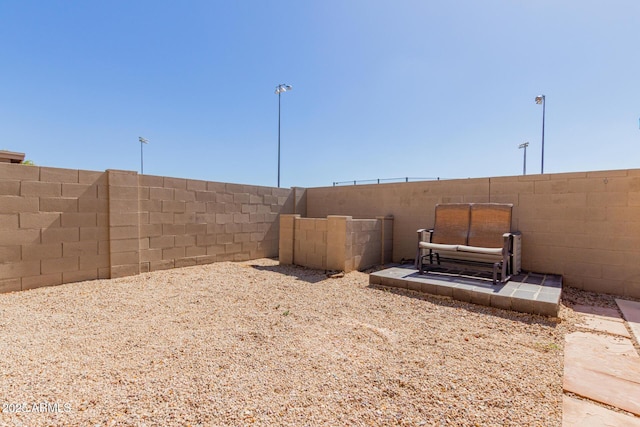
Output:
[279, 215, 393, 272]
[0, 163, 295, 293]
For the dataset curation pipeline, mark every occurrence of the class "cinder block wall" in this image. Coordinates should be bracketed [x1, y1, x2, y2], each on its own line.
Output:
[306, 170, 640, 298]
[0, 164, 293, 293]
[294, 217, 328, 270]
[5, 162, 639, 298]
[0, 165, 109, 292]
[279, 215, 394, 272]
[136, 174, 291, 272]
[347, 219, 384, 271]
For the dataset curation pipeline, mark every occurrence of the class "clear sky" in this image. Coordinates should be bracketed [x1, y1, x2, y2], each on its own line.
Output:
[2, 1, 639, 188]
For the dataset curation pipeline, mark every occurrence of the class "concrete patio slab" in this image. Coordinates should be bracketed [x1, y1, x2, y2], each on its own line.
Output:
[616, 299, 640, 346]
[369, 265, 562, 316]
[563, 395, 640, 427]
[564, 332, 640, 416]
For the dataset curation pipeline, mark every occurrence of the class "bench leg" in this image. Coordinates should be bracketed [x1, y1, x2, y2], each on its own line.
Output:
[501, 259, 508, 283]
[492, 262, 500, 285]
[493, 261, 511, 284]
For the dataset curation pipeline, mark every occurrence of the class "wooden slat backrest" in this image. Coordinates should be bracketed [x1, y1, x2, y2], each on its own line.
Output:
[431, 204, 471, 245]
[467, 203, 512, 248]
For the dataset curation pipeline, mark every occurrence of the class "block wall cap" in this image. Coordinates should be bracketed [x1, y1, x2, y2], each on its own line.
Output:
[0, 150, 26, 163]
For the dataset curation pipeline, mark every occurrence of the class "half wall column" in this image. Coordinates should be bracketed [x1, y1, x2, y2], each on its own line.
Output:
[327, 215, 349, 271]
[278, 214, 299, 265]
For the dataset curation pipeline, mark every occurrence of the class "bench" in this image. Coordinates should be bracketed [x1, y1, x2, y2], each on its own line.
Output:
[415, 203, 521, 284]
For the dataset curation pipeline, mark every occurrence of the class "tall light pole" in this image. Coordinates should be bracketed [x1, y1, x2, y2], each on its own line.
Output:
[139, 137, 148, 174]
[535, 94, 546, 174]
[275, 83, 292, 188]
[518, 142, 529, 175]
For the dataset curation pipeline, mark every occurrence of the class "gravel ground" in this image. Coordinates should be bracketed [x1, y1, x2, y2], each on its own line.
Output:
[0, 259, 583, 426]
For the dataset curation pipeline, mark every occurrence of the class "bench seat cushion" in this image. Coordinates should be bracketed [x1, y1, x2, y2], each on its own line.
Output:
[419, 242, 459, 251]
[419, 242, 503, 256]
[457, 245, 503, 256]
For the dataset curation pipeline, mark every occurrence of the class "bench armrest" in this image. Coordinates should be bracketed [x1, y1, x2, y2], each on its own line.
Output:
[502, 232, 521, 251]
[503, 231, 521, 238]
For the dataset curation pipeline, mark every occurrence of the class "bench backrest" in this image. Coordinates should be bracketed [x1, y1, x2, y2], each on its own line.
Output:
[431, 204, 470, 245]
[432, 203, 513, 248]
[467, 203, 513, 248]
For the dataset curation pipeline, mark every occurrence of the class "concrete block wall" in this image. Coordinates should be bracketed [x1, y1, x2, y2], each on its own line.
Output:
[137, 175, 291, 272]
[326, 216, 347, 271]
[0, 164, 109, 293]
[278, 214, 298, 265]
[294, 217, 328, 270]
[4, 160, 639, 298]
[490, 171, 640, 297]
[305, 170, 640, 298]
[108, 170, 140, 278]
[346, 217, 393, 271]
[279, 214, 394, 272]
[0, 163, 293, 293]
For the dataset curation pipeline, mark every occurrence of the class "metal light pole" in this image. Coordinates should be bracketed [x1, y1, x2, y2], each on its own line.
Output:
[535, 95, 546, 174]
[275, 84, 292, 188]
[518, 142, 529, 175]
[139, 137, 148, 174]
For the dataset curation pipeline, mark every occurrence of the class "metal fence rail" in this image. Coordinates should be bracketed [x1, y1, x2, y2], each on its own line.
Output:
[332, 177, 440, 186]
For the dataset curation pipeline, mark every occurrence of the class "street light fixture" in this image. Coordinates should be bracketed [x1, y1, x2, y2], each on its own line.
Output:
[518, 142, 529, 175]
[275, 83, 293, 188]
[139, 137, 148, 174]
[535, 94, 546, 174]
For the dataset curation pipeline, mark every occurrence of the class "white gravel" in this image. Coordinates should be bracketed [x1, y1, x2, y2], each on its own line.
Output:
[0, 259, 577, 426]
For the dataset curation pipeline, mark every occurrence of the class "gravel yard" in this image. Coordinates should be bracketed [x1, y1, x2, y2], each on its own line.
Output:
[0, 258, 577, 426]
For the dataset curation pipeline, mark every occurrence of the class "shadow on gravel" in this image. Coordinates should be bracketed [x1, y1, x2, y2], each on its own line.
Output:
[367, 283, 561, 328]
[249, 262, 329, 284]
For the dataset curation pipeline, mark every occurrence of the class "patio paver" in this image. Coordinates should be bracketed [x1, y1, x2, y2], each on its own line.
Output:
[563, 331, 640, 417]
[573, 303, 630, 338]
[616, 298, 640, 346]
[563, 395, 640, 427]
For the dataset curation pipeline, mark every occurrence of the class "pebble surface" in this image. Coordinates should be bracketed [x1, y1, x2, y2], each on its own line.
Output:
[0, 259, 577, 426]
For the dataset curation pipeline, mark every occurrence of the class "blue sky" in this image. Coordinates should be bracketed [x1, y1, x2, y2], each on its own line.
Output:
[2, 1, 639, 188]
